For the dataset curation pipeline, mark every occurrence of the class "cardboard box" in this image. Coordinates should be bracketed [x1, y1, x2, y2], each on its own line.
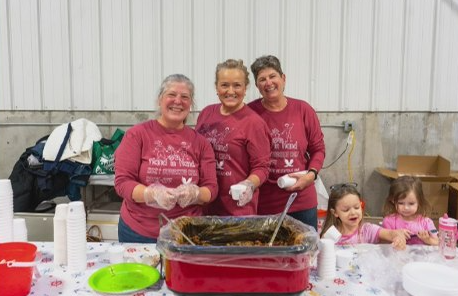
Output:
[376, 155, 453, 219]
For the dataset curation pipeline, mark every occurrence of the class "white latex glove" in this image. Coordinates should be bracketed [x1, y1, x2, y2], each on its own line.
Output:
[235, 179, 255, 207]
[175, 184, 200, 208]
[144, 184, 177, 211]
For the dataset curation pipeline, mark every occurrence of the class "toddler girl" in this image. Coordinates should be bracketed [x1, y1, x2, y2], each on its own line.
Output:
[320, 183, 407, 250]
[382, 175, 438, 246]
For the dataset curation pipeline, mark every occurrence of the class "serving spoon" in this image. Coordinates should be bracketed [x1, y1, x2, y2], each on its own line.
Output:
[159, 213, 196, 246]
[268, 192, 297, 246]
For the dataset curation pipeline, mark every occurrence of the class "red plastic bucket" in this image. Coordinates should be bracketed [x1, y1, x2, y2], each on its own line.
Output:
[0, 242, 37, 296]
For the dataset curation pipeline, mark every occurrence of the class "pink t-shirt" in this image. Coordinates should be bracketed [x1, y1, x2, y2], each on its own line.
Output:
[382, 214, 437, 245]
[336, 223, 382, 245]
[248, 98, 325, 214]
[196, 104, 271, 215]
[114, 120, 218, 238]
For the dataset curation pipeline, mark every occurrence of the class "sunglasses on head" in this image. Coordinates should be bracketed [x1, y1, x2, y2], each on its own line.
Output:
[329, 182, 358, 191]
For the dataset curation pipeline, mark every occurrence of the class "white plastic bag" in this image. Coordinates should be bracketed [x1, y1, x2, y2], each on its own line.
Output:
[315, 176, 329, 210]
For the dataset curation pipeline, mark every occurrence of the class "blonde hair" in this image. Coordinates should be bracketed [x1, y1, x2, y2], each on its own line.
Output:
[215, 59, 250, 86]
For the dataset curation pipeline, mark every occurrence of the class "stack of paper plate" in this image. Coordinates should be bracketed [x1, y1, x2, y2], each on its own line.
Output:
[402, 262, 458, 296]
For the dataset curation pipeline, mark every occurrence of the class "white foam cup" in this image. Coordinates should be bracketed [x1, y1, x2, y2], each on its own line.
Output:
[229, 184, 247, 201]
[322, 225, 342, 242]
[277, 176, 296, 188]
[0, 179, 13, 195]
[108, 245, 125, 264]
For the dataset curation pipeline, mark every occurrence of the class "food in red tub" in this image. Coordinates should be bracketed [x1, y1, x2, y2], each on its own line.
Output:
[157, 215, 318, 295]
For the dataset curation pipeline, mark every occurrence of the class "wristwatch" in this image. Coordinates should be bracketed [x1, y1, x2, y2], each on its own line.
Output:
[308, 168, 318, 180]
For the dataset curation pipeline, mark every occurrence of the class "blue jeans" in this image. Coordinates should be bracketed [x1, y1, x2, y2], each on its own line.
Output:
[118, 216, 157, 243]
[288, 207, 318, 231]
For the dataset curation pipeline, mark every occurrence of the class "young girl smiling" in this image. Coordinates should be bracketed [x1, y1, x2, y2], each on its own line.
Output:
[321, 183, 407, 250]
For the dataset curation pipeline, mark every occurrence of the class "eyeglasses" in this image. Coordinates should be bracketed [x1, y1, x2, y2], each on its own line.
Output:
[329, 182, 358, 191]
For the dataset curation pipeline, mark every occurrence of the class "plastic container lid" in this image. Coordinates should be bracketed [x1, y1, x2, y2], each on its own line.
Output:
[402, 262, 458, 296]
[439, 214, 458, 231]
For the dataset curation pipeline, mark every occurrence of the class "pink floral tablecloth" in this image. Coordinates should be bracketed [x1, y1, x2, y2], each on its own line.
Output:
[29, 242, 458, 296]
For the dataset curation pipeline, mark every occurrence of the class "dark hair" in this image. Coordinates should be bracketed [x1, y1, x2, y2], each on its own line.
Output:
[215, 59, 250, 86]
[320, 184, 364, 238]
[250, 55, 284, 83]
[383, 175, 431, 217]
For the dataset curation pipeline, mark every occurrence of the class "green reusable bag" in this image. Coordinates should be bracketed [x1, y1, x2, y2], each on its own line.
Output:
[91, 128, 125, 174]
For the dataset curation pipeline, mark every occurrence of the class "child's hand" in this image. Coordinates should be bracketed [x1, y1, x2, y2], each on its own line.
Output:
[391, 234, 406, 250]
[395, 229, 412, 240]
[417, 230, 439, 246]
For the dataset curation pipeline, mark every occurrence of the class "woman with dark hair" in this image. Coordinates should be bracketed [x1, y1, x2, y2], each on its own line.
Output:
[248, 55, 325, 229]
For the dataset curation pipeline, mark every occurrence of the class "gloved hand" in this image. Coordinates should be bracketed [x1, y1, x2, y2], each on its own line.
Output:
[235, 179, 255, 207]
[175, 184, 200, 208]
[144, 184, 177, 211]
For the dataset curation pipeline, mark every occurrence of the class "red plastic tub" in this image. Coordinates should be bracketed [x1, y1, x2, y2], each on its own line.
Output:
[157, 215, 318, 295]
[0, 242, 37, 296]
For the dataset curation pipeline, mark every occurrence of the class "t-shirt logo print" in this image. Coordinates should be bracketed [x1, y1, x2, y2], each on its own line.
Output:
[284, 159, 294, 168]
[149, 140, 195, 167]
[270, 123, 296, 150]
[216, 160, 224, 170]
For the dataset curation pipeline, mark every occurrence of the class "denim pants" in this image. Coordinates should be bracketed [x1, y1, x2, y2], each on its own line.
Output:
[288, 206, 318, 231]
[118, 216, 157, 243]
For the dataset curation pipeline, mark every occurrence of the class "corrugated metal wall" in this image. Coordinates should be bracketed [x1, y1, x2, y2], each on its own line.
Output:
[1, 0, 457, 112]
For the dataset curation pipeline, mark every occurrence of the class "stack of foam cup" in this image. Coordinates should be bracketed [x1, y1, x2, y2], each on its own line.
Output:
[277, 171, 308, 188]
[54, 204, 68, 266]
[317, 238, 337, 279]
[322, 225, 342, 242]
[66, 201, 87, 273]
[13, 218, 28, 241]
[0, 179, 14, 242]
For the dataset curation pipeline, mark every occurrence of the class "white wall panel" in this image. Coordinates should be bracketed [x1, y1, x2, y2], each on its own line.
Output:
[372, 0, 405, 111]
[100, 0, 131, 110]
[342, 0, 374, 111]
[131, 0, 162, 110]
[312, 0, 343, 111]
[432, 0, 458, 111]
[9, 0, 41, 110]
[282, 0, 313, 104]
[402, 0, 435, 111]
[161, 0, 193, 79]
[1, 0, 458, 112]
[192, 0, 222, 109]
[0, 0, 12, 109]
[39, 0, 71, 110]
[69, 0, 101, 110]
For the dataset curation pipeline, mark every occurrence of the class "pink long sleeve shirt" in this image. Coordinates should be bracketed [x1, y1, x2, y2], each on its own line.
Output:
[114, 120, 218, 238]
[248, 97, 325, 214]
[196, 104, 271, 215]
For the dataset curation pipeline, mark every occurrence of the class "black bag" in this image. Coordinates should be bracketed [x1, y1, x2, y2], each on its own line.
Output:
[9, 136, 68, 212]
[10, 123, 93, 212]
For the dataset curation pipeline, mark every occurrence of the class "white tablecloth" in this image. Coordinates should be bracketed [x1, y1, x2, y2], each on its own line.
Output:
[29, 242, 458, 295]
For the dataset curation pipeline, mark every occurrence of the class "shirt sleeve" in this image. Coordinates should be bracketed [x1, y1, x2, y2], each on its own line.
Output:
[196, 135, 218, 202]
[303, 103, 325, 172]
[423, 217, 438, 232]
[245, 121, 271, 184]
[114, 127, 143, 200]
[361, 223, 382, 243]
